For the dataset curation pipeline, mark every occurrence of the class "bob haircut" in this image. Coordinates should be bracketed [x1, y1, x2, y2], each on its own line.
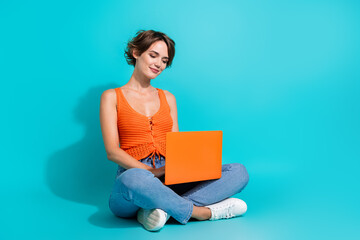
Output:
[124, 30, 175, 69]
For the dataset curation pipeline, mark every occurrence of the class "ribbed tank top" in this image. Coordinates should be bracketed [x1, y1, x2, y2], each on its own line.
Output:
[115, 87, 173, 168]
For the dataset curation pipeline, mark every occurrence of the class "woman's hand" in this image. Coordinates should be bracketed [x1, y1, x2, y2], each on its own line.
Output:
[149, 166, 165, 178]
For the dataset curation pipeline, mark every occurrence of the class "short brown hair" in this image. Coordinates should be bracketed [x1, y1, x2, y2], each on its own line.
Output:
[124, 30, 175, 69]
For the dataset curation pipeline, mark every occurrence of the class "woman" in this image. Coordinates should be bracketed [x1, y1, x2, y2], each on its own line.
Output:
[100, 30, 249, 231]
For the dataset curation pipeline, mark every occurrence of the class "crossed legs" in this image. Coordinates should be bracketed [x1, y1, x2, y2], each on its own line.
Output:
[109, 163, 249, 224]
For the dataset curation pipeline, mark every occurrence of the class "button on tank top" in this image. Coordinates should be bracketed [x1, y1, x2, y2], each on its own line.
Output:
[115, 87, 173, 168]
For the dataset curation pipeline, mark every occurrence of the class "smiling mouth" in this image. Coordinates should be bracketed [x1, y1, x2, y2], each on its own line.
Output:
[150, 67, 159, 73]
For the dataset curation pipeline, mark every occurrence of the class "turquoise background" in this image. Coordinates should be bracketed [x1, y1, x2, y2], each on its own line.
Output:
[1, 0, 359, 239]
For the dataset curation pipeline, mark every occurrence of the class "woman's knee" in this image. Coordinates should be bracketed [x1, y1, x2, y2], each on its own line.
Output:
[230, 163, 249, 186]
[109, 193, 139, 218]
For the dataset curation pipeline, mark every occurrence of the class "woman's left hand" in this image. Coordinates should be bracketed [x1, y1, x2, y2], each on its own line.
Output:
[149, 166, 165, 178]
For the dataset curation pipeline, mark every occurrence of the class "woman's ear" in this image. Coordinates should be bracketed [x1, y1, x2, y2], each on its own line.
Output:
[132, 49, 139, 59]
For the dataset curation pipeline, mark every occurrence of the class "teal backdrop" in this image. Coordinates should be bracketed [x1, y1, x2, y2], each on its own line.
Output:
[1, 0, 359, 239]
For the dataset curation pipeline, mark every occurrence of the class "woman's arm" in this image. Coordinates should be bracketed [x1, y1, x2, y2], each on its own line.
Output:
[164, 90, 179, 132]
[99, 89, 153, 171]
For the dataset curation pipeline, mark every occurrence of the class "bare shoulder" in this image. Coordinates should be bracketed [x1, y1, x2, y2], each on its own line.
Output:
[101, 89, 117, 104]
[162, 89, 176, 103]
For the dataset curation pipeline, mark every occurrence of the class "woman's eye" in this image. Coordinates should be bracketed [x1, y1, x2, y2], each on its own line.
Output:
[150, 54, 167, 64]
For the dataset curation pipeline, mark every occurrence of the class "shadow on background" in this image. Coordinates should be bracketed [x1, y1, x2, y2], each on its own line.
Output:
[44, 83, 143, 228]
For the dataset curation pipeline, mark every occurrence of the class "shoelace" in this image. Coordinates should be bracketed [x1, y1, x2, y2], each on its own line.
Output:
[213, 203, 236, 220]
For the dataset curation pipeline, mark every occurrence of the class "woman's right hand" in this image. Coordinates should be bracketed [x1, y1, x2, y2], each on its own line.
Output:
[149, 166, 165, 178]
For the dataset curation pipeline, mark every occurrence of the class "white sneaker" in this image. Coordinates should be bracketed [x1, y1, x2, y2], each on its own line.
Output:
[205, 198, 247, 221]
[137, 208, 171, 231]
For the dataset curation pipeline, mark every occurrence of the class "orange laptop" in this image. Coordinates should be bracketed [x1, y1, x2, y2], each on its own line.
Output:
[164, 130, 223, 185]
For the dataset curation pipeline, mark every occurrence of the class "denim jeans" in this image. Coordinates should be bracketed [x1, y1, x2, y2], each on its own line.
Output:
[108, 154, 249, 224]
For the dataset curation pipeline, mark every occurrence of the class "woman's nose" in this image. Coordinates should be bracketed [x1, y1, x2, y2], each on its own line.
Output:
[156, 59, 162, 67]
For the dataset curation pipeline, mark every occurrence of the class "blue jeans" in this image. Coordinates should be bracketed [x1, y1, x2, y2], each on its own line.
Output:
[108, 154, 249, 224]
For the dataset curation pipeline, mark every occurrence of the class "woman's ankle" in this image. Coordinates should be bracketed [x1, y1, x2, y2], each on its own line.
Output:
[191, 206, 212, 220]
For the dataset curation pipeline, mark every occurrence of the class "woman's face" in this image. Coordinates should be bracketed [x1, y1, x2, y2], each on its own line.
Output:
[133, 40, 169, 79]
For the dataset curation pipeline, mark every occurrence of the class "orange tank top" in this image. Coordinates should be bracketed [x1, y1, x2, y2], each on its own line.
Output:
[115, 87, 173, 167]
